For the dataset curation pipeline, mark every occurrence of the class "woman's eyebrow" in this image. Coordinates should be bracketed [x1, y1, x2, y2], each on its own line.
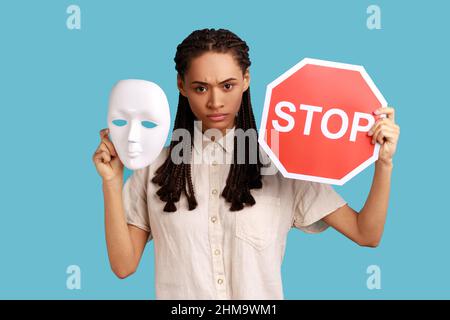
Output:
[191, 77, 237, 85]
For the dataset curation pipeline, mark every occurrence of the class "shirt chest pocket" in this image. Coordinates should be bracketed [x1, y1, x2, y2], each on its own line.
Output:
[235, 196, 281, 251]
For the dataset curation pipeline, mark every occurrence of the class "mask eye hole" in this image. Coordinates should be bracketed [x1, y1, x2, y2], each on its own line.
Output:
[141, 121, 157, 129]
[112, 119, 127, 127]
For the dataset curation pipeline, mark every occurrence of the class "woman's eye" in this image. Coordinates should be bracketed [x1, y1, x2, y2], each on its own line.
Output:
[195, 86, 207, 93]
[112, 119, 127, 127]
[141, 121, 158, 129]
[224, 83, 233, 90]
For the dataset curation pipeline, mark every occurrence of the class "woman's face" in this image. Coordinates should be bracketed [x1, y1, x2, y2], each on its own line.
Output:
[177, 51, 250, 135]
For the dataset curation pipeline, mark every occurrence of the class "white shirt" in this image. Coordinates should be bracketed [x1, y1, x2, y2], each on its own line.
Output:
[122, 123, 347, 300]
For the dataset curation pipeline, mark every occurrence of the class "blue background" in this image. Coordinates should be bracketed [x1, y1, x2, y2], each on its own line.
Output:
[0, 0, 447, 299]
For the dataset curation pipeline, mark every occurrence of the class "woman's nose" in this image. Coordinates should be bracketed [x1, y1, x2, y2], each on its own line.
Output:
[207, 88, 224, 109]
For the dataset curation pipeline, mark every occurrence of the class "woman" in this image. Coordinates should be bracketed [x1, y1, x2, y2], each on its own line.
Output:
[92, 28, 400, 299]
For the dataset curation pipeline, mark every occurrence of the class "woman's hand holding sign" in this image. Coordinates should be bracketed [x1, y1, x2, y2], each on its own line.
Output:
[368, 106, 400, 166]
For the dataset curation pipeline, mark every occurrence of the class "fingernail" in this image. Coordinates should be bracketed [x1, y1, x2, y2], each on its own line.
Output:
[373, 110, 380, 115]
[368, 131, 373, 136]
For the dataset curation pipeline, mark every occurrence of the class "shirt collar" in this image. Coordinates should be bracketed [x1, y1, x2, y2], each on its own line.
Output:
[193, 121, 235, 155]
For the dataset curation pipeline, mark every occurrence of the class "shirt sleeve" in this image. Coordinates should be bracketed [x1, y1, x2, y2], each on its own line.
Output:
[122, 167, 153, 242]
[292, 181, 347, 234]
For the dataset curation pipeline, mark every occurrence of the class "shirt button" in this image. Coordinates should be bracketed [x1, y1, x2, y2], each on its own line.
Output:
[214, 249, 221, 255]
[212, 189, 218, 195]
[217, 279, 223, 285]
[212, 160, 218, 166]
[211, 216, 217, 223]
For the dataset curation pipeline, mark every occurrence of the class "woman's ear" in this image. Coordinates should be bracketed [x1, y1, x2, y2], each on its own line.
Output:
[177, 74, 187, 97]
[243, 68, 250, 92]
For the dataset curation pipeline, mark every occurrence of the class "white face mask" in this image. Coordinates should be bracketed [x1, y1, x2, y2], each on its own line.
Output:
[107, 79, 171, 170]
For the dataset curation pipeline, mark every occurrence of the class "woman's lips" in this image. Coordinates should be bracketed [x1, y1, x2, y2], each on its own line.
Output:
[207, 113, 228, 122]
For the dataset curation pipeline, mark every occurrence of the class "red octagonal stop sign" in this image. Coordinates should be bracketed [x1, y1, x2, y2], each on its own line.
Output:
[259, 58, 387, 185]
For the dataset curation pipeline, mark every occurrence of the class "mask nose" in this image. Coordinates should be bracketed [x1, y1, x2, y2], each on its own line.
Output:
[128, 120, 141, 142]
[127, 120, 143, 154]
